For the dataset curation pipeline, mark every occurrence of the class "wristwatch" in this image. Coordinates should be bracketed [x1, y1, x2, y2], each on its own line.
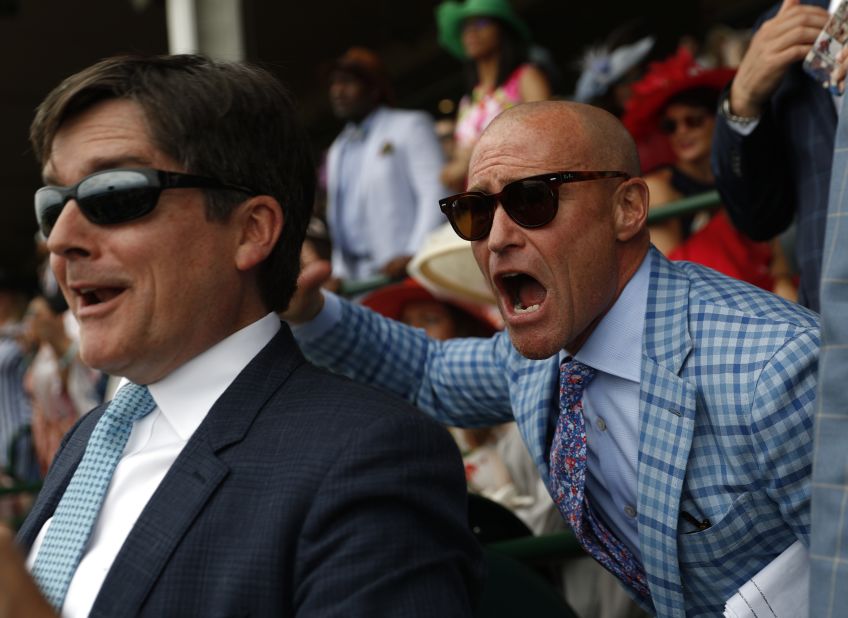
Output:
[720, 95, 759, 126]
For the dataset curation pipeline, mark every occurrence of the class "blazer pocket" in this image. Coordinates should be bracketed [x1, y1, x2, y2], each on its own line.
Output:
[677, 492, 761, 566]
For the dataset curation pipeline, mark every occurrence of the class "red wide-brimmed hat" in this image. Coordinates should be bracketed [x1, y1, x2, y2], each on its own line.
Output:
[361, 278, 501, 336]
[622, 47, 735, 139]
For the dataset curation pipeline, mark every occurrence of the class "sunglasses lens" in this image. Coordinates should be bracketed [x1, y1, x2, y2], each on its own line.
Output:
[446, 195, 493, 241]
[659, 118, 676, 135]
[502, 180, 557, 228]
[77, 170, 159, 225]
[34, 188, 66, 237]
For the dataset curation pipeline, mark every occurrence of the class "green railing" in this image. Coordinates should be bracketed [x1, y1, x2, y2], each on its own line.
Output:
[488, 530, 583, 564]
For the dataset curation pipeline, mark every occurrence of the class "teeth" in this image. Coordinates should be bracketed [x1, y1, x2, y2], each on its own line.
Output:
[80, 287, 96, 294]
[513, 302, 540, 314]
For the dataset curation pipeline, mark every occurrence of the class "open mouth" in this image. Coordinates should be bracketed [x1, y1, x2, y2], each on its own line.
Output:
[499, 273, 547, 315]
[76, 286, 125, 307]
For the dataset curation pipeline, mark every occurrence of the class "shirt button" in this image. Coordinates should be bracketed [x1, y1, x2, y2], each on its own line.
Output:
[596, 417, 607, 431]
[624, 505, 637, 518]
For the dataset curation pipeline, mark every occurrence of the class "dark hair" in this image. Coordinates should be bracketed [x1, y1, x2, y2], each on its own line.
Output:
[463, 18, 529, 96]
[30, 54, 315, 312]
[664, 86, 720, 116]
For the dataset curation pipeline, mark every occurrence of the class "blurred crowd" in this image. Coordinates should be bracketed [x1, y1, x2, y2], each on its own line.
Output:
[1, 0, 842, 615]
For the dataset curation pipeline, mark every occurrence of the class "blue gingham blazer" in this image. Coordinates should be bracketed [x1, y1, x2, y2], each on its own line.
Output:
[301, 249, 820, 616]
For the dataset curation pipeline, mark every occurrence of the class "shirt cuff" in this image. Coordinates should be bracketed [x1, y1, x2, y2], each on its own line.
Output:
[289, 291, 343, 341]
[725, 116, 760, 136]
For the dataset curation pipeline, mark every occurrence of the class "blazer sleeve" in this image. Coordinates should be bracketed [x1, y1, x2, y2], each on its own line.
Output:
[401, 112, 451, 253]
[293, 409, 482, 617]
[712, 90, 797, 241]
[297, 298, 516, 428]
[749, 326, 819, 544]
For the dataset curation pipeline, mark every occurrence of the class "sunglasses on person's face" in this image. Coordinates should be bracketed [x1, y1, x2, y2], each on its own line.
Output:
[659, 113, 708, 135]
[462, 16, 495, 31]
[34, 167, 257, 238]
[439, 171, 630, 241]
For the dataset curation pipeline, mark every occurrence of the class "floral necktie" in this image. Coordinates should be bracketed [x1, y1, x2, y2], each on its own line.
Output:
[548, 357, 652, 603]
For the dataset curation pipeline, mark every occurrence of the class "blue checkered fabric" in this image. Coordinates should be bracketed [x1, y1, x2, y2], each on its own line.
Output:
[31, 383, 156, 609]
[300, 248, 820, 616]
[810, 92, 848, 617]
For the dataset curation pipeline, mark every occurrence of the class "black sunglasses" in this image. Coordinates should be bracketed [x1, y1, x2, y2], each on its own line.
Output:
[34, 167, 258, 238]
[659, 114, 707, 135]
[439, 171, 630, 241]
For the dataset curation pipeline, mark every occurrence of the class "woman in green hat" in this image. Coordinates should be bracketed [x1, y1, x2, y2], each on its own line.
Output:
[437, 0, 551, 192]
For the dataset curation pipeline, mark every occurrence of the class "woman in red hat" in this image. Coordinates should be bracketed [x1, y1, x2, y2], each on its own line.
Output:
[436, 0, 551, 192]
[623, 48, 781, 294]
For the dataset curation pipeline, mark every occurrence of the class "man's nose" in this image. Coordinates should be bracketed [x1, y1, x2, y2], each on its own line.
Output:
[46, 200, 92, 258]
[486, 203, 523, 253]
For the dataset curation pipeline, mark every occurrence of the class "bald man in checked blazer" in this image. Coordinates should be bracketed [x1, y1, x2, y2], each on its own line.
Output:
[286, 101, 820, 617]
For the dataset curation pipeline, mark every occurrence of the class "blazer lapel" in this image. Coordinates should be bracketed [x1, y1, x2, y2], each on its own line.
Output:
[636, 250, 696, 617]
[89, 325, 305, 616]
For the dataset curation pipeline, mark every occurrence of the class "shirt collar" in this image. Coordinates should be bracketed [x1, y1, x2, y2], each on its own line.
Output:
[342, 106, 382, 140]
[143, 313, 280, 440]
[568, 253, 650, 383]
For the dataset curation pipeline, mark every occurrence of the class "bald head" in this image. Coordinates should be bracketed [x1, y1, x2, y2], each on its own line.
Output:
[473, 100, 642, 178]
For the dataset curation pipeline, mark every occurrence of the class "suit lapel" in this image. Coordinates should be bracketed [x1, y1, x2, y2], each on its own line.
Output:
[90, 325, 305, 616]
[637, 250, 696, 617]
[16, 404, 107, 549]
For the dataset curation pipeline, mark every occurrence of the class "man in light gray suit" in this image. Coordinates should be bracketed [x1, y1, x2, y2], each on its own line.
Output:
[325, 47, 448, 282]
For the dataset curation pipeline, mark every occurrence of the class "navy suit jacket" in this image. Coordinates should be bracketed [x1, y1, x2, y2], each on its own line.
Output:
[712, 0, 833, 312]
[18, 326, 481, 617]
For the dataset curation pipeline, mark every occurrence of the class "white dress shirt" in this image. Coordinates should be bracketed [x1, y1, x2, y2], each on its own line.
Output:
[27, 313, 280, 618]
[566, 254, 649, 560]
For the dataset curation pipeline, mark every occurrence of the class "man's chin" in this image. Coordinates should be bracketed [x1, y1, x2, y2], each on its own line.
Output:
[506, 327, 564, 360]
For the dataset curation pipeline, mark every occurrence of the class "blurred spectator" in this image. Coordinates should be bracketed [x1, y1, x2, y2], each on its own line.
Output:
[0, 271, 34, 474]
[712, 0, 831, 311]
[572, 34, 655, 117]
[698, 24, 751, 69]
[436, 0, 551, 191]
[22, 292, 102, 476]
[325, 47, 447, 282]
[623, 47, 779, 293]
[570, 22, 674, 174]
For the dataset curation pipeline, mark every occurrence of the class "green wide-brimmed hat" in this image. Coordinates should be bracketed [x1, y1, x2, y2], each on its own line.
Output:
[436, 0, 532, 60]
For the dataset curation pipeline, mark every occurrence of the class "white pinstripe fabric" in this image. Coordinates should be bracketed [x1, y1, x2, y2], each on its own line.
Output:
[810, 91, 848, 617]
[300, 249, 819, 616]
[30, 383, 156, 609]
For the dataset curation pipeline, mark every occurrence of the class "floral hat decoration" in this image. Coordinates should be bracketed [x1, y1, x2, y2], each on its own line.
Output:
[622, 46, 735, 139]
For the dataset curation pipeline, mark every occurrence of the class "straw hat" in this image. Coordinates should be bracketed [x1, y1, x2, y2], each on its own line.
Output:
[408, 223, 495, 305]
[435, 0, 531, 60]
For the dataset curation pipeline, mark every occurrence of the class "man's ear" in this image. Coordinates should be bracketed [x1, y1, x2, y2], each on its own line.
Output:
[234, 196, 285, 272]
[613, 178, 649, 242]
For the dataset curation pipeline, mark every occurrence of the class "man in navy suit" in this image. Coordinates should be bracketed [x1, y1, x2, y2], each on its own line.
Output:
[712, 0, 831, 311]
[3, 54, 480, 617]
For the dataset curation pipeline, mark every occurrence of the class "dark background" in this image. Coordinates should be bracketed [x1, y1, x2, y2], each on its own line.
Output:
[0, 0, 772, 276]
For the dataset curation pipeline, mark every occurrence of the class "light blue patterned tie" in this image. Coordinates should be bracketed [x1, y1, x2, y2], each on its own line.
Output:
[31, 383, 157, 609]
[548, 357, 652, 604]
